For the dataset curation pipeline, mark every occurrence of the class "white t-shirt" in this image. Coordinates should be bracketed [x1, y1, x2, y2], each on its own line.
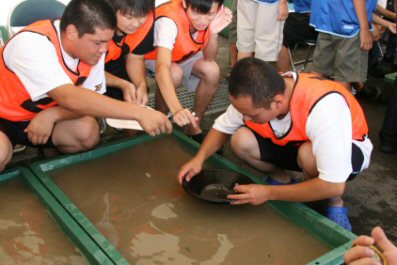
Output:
[3, 20, 106, 102]
[213, 72, 373, 183]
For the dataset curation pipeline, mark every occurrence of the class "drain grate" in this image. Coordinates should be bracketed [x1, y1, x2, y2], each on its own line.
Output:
[147, 79, 230, 115]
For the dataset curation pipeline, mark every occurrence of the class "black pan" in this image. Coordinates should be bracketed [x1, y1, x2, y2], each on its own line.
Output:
[182, 168, 254, 204]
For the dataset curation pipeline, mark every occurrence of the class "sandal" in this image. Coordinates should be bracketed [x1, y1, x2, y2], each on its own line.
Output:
[326, 206, 352, 231]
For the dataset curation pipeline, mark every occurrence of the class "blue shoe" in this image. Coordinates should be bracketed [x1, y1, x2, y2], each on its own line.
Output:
[326, 206, 352, 231]
[265, 177, 298, 185]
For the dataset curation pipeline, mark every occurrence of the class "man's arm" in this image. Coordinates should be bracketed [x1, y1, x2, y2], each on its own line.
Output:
[178, 128, 231, 183]
[155, 46, 183, 113]
[47, 84, 172, 136]
[372, 13, 397, 34]
[25, 106, 83, 145]
[230, 178, 345, 205]
[353, 0, 373, 51]
[155, 46, 197, 127]
[376, 4, 396, 20]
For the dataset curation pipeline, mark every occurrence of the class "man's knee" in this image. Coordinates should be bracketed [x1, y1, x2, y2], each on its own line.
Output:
[298, 142, 318, 178]
[201, 61, 220, 83]
[74, 117, 100, 151]
[0, 134, 13, 172]
[231, 127, 258, 158]
[170, 64, 184, 87]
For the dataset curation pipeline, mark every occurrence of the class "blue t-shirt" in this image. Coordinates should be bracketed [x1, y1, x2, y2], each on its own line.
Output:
[294, 0, 311, 13]
[310, 0, 377, 37]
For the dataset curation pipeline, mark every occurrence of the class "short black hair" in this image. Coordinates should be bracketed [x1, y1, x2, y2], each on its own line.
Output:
[228, 58, 285, 109]
[106, 0, 154, 17]
[185, 0, 224, 13]
[60, 0, 117, 37]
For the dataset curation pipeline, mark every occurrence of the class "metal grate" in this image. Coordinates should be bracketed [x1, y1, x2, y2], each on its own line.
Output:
[147, 78, 230, 115]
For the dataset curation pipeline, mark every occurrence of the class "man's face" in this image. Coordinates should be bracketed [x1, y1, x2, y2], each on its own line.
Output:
[185, 2, 219, 31]
[74, 27, 114, 65]
[230, 95, 279, 124]
[116, 10, 148, 35]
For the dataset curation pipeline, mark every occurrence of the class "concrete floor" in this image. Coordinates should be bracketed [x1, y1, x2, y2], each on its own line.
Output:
[8, 36, 397, 243]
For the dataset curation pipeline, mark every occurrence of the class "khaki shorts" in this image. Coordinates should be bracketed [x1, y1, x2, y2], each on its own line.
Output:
[312, 32, 368, 83]
[237, 0, 284, 61]
[145, 52, 203, 92]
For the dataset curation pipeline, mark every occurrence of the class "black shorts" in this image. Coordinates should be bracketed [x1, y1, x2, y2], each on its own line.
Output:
[252, 130, 364, 181]
[0, 118, 54, 147]
[105, 57, 130, 101]
[283, 12, 318, 49]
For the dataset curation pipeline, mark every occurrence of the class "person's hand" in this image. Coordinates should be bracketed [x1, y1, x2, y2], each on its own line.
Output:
[137, 107, 172, 136]
[227, 184, 270, 205]
[344, 226, 397, 265]
[177, 157, 203, 183]
[278, 1, 289, 21]
[121, 81, 137, 104]
[360, 29, 373, 51]
[25, 110, 56, 145]
[135, 85, 148, 106]
[172, 108, 198, 128]
[371, 25, 381, 41]
[387, 22, 397, 34]
[209, 7, 233, 35]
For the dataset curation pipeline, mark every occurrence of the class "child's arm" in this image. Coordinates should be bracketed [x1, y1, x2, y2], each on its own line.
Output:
[203, 7, 232, 60]
[278, 0, 289, 21]
[353, 0, 373, 51]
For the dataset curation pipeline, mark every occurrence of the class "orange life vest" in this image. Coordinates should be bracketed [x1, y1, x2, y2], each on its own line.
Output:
[0, 20, 92, 122]
[105, 11, 154, 64]
[145, 0, 211, 63]
[245, 73, 369, 146]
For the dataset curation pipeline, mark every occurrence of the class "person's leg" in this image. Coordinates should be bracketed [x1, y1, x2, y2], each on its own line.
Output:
[254, 2, 284, 63]
[51, 116, 100, 153]
[334, 34, 368, 93]
[0, 132, 13, 172]
[231, 127, 279, 172]
[230, 127, 293, 181]
[229, 0, 238, 68]
[311, 32, 336, 79]
[236, 0, 256, 61]
[277, 45, 291, 72]
[277, 13, 319, 72]
[379, 76, 397, 153]
[187, 59, 220, 135]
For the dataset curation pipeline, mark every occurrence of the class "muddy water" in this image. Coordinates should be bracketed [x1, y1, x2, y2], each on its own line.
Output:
[50, 136, 330, 265]
[0, 177, 88, 265]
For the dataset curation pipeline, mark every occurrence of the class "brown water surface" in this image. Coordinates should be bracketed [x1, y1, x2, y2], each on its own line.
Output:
[0, 177, 88, 265]
[50, 136, 330, 265]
